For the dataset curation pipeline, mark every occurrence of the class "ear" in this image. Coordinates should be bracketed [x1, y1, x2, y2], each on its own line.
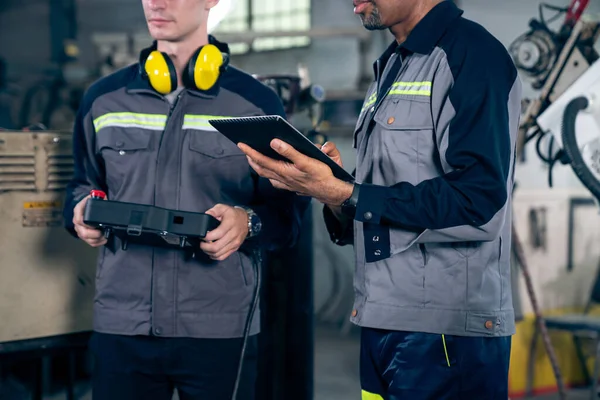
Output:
[206, 0, 220, 10]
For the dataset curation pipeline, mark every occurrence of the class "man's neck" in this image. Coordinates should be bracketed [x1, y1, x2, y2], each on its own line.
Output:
[389, 0, 441, 45]
[156, 29, 209, 87]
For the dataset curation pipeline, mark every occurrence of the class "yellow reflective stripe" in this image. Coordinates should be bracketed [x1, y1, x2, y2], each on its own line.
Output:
[362, 390, 384, 400]
[182, 114, 234, 131]
[393, 81, 432, 87]
[93, 112, 167, 132]
[388, 89, 431, 96]
[390, 80, 431, 96]
[442, 334, 451, 367]
[362, 92, 377, 111]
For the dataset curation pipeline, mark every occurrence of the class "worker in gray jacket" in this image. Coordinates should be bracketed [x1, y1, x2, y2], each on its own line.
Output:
[239, 0, 521, 398]
[63, 0, 309, 399]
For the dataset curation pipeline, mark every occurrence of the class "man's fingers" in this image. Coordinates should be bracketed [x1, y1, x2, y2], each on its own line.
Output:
[205, 204, 229, 220]
[88, 238, 107, 247]
[75, 225, 103, 241]
[238, 143, 292, 177]
[246, 157, 281, 181]
[74, 224, 106, 247]
[200, 231, 235, 256]
[211, 249, 236, 261]
[211, 240, 240, 260]
[321, 141, 343, 167]
[203, 221, 230, 242]
[269, 179, 297, 192]
[269, 139, 311, 170]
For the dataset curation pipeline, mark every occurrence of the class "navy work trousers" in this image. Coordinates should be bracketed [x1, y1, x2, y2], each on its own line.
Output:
[360, 328, 511, 400]
[89, 332, 257, 400]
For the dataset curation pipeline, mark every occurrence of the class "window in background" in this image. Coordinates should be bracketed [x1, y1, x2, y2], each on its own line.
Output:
[213, 0, 311, 54]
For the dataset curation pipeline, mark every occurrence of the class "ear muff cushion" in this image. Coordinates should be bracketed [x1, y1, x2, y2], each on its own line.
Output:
[192, 44, 224, 91]
[144, 51, 177, 95]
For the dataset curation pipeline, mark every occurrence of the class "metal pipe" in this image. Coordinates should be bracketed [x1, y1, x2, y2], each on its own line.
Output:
[512, 222, 566, 400]
[216, 27, 371, 44]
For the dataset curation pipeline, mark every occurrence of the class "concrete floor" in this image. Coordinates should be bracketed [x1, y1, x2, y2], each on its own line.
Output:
[1, 324, 596, 399]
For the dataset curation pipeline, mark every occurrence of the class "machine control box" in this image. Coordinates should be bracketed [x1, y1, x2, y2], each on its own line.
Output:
[83, 191, 219, 254]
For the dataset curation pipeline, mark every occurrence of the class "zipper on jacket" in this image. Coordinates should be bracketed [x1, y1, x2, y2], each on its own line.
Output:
[419, 243, 428, 266]
[376, 59, 381, 94]
[153, 91, 183, 206]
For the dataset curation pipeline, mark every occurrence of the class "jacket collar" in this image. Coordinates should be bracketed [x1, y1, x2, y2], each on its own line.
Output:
[372, 1, 463, 77]
[401, 0, 463, 54]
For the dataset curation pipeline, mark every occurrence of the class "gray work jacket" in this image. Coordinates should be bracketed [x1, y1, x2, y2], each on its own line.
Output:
[64, 36, 309, 339]
[325, 2, 521, 337]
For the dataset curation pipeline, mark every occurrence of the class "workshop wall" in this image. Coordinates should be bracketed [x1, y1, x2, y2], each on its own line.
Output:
[0, 0, 51, 76]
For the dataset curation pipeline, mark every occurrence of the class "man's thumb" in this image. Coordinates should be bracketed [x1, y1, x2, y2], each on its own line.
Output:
[205, 204, 227, 220]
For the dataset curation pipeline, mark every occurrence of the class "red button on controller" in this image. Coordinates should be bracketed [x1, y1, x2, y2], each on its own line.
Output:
[90, 190, 106, 200]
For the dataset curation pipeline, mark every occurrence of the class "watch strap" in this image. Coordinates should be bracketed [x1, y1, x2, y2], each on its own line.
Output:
[340, 183, 360, 218]
[235, 206, 260, 238]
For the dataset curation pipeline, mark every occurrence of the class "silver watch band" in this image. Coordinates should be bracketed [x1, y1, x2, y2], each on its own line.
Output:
[234, 206, 258, 238]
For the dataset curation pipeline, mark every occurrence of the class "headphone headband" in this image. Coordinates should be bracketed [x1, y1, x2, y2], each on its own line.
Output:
[139, 38, 230, 95]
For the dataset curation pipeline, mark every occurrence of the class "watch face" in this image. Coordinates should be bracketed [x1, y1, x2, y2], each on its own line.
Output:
[250, 214, 262, 234]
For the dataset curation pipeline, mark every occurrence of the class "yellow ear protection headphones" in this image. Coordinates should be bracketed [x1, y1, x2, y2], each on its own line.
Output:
[140, 43, 230, 95]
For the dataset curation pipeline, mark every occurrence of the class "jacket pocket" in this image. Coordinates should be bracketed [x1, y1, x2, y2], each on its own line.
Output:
[423, 242, 466, 309]
[451, 241, 482, 257]
[365, 245, 425, 307]
[96, 128, 153, 192]
[184, 130, 249, 182]
[237, 251, 254, 287]
[466, 240, 502, 310]
[372, 100, 434, 186]
[188, 130, 244, 159]
[177, 252, 253, 313]
[375, 97, 433, 130]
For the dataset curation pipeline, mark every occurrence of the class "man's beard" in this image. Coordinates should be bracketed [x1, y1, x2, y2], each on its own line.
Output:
[360, 6, 386, 30]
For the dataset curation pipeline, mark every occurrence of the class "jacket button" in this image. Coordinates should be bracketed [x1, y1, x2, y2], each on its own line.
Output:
[351, 309, 358, 317]
[485, 320, 493, 330]
[154, 327, 163, 335]
[373, 236, 379, 242]
[374, 249, 381, 256]
[387, 117, 395, 124]
[363, 212, 372, 220]
[118, 150, 126, 156]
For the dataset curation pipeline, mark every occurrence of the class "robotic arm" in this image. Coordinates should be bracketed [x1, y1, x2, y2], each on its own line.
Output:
[536, 59, 600, 201]
[511, 0, 600, 202]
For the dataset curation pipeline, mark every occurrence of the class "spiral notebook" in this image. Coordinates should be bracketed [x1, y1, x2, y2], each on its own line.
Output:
[208, 115, 354, 183]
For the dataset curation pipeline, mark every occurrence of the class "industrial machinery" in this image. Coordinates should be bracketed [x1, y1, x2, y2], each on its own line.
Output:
[508, 1, 600, 398]
[0, 130, 98, 399]
[0, 130, 98, 343]
[511, 0, 600, 183]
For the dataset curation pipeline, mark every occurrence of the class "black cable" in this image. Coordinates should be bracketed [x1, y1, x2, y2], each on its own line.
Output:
[547, 135, 556, 187]
[524, 127, 542, 146]
[536, 130, 555, 163]
[539, 3, 568, 28]
[561, 96, 600, 202]
[230, 248, 262, 400]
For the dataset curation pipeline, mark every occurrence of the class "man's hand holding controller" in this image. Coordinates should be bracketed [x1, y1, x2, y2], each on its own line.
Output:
[73, 190, 107, 248]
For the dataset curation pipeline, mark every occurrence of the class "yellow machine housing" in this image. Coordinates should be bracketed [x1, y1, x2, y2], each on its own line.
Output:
[0, 130, 97, 344]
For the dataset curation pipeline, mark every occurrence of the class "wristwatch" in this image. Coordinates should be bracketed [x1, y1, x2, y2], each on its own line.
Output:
[340, 183, 360, 219]
[235, 206, 262, 238]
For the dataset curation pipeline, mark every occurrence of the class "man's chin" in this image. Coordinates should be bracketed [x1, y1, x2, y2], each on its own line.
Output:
[359, 16, 386, 31]
[364, 25, 386, 31]
[147, 27, 176, 41]
[361, 21, 387, 31]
